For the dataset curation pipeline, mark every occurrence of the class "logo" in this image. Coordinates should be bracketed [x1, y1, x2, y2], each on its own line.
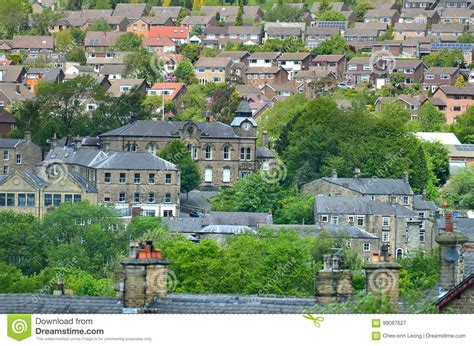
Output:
[7, 314, 32, 341]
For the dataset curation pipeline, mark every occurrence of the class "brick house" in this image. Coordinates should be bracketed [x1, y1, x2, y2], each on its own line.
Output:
[399, 9, 440, 25]
[244, 66, 289, 88]
[304, 27, 341, 49]
[148, 26, 189, 44]
[345, 57, 374, 85]
[389, 59, 425, 84]
[277, 52, 311, 80]
[372, 40, 403, 58]
[431, 24, 464, 41]
[248, 52, 281, 68]
[311, 54, 347, 80]
[84, 32, 126, 51]
[431, 85, 474, 123]
[126, 16, 175, 37]
[423, 67, 459, 92]
[0, 83, 34, 108]
[0, 108, 15, 137]
[194, 57, 232, 84]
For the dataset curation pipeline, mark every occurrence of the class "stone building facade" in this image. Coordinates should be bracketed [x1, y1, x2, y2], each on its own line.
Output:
[0, 132, 42, 175]
[99, 100, 273, 188]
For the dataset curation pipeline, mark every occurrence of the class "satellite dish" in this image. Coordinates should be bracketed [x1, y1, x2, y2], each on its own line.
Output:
[445, 248, 459, 263]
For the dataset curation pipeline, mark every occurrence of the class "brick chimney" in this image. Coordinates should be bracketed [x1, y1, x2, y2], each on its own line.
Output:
[435, 212, 468, 291]
[120, 241, 169, 309]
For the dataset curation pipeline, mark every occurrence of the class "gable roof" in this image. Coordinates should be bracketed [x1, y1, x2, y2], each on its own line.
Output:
[12, 35, 53, 50]
[202, 211, 273, 227]
[312, 176, 414, 195]
[0, 83, 34, 102]
[149, 26, 189, 39]
[112, 3, 147, 19]
[84, 31, 126, 48]
[195, 57, 232, 68]
[436, 274, 474, 310]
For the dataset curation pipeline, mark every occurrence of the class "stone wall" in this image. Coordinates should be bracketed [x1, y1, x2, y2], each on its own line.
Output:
[440, 285, 474, 313]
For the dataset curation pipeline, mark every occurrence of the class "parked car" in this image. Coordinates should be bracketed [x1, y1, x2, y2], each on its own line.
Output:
[190, 211, 206, 218]
[338, 82, 355, 90]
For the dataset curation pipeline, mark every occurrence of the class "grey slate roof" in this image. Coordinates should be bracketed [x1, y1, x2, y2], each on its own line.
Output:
[44, 147, 177, 171]
[320, 177, 414, 195]
[413, 195, 437, 211]
[146, 294, 317, 314]
[256, 146, 276, 159]
[21, 171, 47, 189]
[162, 217, 204, 233]
[315, 196, 418, 217]
[437, 217, 474, 242]
[69, 171, 98, 193]
[268, 224, 379, 239]
[203, 211, 273, 227]
[198, 225, 255, 234]
[0, 138, 25, 148]
[0, 294, 123, 314]
[100, 120, 239, 139]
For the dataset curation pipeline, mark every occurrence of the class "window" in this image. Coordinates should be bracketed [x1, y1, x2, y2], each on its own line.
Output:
[205, 168, 213, 182]
[205, 145, 212, 160]
[65, 194, 73, 203]
[363, 64, 371, 71]
[240, 148, 245, 160]
[363, 243, 370, 252]
[134, 173, 141, 184]
[331, 216, 339, 225]
[16, 154, 21, 164]
[357, 215, 365, 226]
[74, 195, 81, 203]
[262, 160, 269, 171]
[6, 193, 14, 206]
[3, 166, 8, 174]
[147, 143, 157, 155]
[425, 74, 434, 80]
[403, 196, 409, 205]
[320, 215, 328, 223]
[396, 248, 403, 259]
[223, 168, 231, 183]
[246, 147, 251, 160]
[119, 173, 126, 184]
[454, 106, 461, 112]
[419, 231, 425, 242]
[149, 173, 155, 184]
[27, 194, 35, 207]
[3, 150, 8, 160]
[193, 147, 199, 160]
[18, 193, 26, 207]
[104, 172, 111, 183]
[440, 74, 449, 80]
[165, 193, 172, 203]
[147, 193, 155, 203]
[382, 231, 390, 242]
[348, 215, 354, 223]
[382, 216, 390, 227]
[0, 193, 4, 206]
[223, 145, 230, 160]
[119, 192, 126, 203]
[44, 194, 52, 207]
[53, 194, 61, 207]
[134, 192, 140, 203]
[165, 173, 172, 185]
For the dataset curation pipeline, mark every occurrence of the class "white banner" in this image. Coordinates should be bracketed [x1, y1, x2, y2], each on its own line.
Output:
[0, 314, 472, 345]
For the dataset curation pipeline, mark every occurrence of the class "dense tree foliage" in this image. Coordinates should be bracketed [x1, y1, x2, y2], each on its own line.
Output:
[265, 4, 305, 22]
[312, 35, 351, 55]
[422, 48, 464, 67]
[451, 106, 474, 143]
[440, 166, 474, 209]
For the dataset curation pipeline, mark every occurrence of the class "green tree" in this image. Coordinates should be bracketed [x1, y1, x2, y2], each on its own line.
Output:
[114, 32, 143, 51]
[39, 201, 128, 277]
[0, 0, 28, 38]
[127, 216, 165, 240]
[180, 44, 201, 63]
[440, 166, 474, 209]
[173, 60, 196, 83]
[63, 269, 114, 296]
[273, 192, 315, 224]
[66, 47, 87, 64]
[236, 0, 244, 26]
[159, 140, 201, 198]
[312, 35, 349, 55]
[318, 10, 346, 21]
[87, 18, 111, 32]
[422, 48, 464, 67]
[422, 141, 450, 187]
[457, 32, 474, 43]
[31, 8, 62, 35]
[265, 4, 305, 22]
[354, 1, 374, 22]
[123, 48, 163, 84]
[451, 106, 474, 143]
[389, 72, 405, 89]
[416, 103, 446, 132]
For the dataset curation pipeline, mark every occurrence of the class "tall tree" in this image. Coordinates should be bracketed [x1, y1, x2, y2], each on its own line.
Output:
[0, 0, 28, 38]
[236, 0, 244, 26]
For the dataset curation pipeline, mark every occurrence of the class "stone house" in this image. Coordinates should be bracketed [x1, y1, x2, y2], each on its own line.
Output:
[431, 85, 474, 124]
[194, 57, 232, 84]
[99, 100, 272, 188]
[0, 132, 42, 175]
[0, 170, 97, 218]
[42, 143, 180, 218]
[393, 23, 427, 40]
[436, 274, 474, 313]
[311, 55, 347, 80]
[277, 53, 311, 80]
[423, 67, 460, 93]
[314, 195, 431, 260]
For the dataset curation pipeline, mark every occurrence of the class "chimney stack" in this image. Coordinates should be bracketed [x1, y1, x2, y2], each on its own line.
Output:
[120, 241, 169, 309]
[354, 168, 361, 179]
[315, 252, 352, 303]
[74, 135, 82, 150]
[24, 131, 31, 142]
[51, 133, 58, 149]
[402, 171, 409, 184]
[15, 84, 20, 94]
[331, 168, 337, 178]
[262, 131, 269, 147]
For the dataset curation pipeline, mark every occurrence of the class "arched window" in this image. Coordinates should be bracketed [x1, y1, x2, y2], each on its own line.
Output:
[205, 145, 212, 160]
[396, 248, 403, 259]
[146, 143, 157, 155]
[223, 145, 230, 160]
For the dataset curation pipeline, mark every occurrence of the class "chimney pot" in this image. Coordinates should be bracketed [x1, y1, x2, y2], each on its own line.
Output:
[445, 212, 454, 233]
[331, 168, 337, 178]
